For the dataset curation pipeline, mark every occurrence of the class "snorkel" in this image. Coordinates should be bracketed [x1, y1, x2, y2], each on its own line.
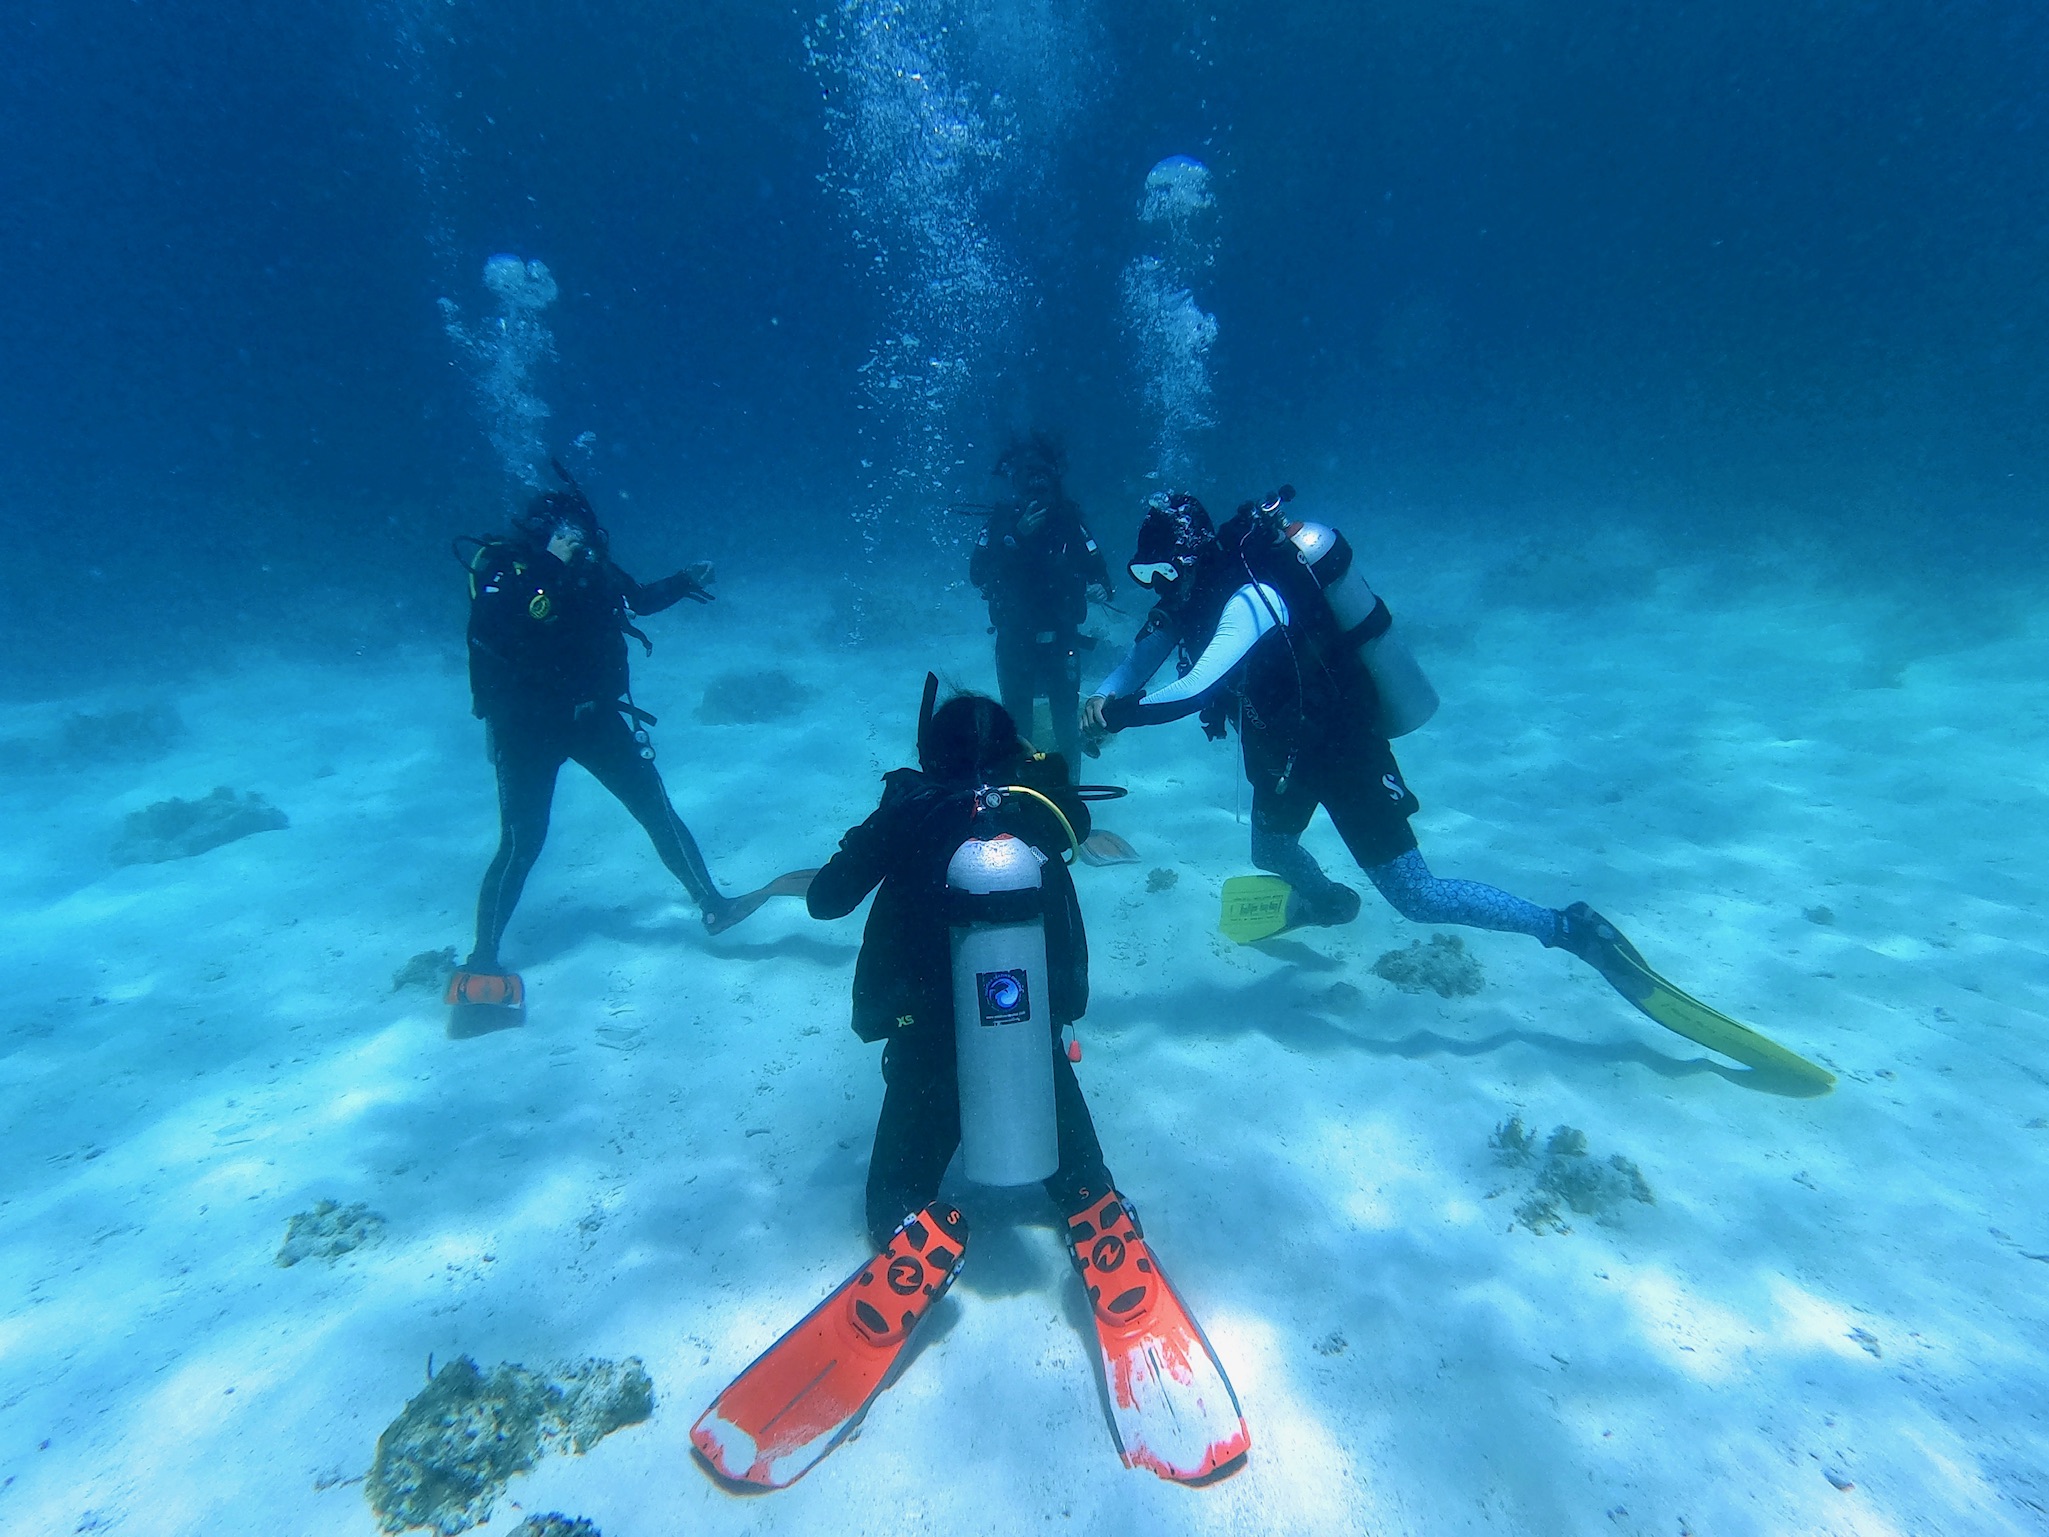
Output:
[546, 456, 609, 560]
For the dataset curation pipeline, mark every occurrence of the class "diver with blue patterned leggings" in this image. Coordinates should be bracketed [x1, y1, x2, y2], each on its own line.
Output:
[1086, 488, 1606, 960]
[1079, 485, 1839, 1088]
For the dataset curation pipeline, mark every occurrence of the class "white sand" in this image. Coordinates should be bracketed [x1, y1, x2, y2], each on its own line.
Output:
[3, 537, 2046, 1536]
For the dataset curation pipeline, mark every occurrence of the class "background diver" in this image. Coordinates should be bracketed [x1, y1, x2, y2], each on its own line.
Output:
[448, 468, 792, 1004]
[967, 432, 1114, 775]
[1082, 488, 1833, 1087]
[688, 683, 1247, 1489]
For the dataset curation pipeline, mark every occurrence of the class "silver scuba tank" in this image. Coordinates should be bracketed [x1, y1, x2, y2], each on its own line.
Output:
[1284, 519, 1439, 738]
[946, 832, 1060, 1186]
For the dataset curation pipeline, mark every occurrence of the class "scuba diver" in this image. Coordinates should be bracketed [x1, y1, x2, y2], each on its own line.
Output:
[689, 682, 1248, 1490]
[1082, 487, 1836, 1091]
[1083, 487, 1612, 946]
[808, 686, 1103, 1250]
[967, 433, 1114, 775]
[448, 465, 764, 1007]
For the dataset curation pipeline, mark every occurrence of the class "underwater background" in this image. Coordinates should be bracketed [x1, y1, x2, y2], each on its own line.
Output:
[5, 3, 2049, 1535]
[8, 0, 2049, 675]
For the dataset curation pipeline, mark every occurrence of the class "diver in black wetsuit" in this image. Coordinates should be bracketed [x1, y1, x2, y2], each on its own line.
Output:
[458, 482, 744, 976]
[805, 687, 1116, 1249]
[968, 434, 1113, 775]
[691, 685, 1249, 1490]
[1086, 490, 1606, 958]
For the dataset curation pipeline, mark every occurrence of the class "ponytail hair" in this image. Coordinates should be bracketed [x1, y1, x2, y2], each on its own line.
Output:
[918, 690, 1024, 784]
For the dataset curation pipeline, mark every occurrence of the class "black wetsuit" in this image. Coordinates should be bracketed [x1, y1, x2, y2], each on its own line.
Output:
[1110, 509, 1422, 869]
[969, 497, 1110, 772]
[807, 752, 1113, 1247]
[1104, 511, 1563, 941]
[463, 537, 724, 967]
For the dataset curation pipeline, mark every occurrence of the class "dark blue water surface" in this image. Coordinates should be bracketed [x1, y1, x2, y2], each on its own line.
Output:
[4, 1, 2046, 683]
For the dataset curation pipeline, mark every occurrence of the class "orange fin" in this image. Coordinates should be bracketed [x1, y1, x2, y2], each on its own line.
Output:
[691, 1205, 968, 1489]
[1066, 1193, 1249, 1484]
[444, 970, 524, 1010]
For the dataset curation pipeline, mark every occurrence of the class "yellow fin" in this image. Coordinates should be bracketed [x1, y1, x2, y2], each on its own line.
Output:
[1219, 875, 1292, 944]
[1597, 929, 1835, 1094]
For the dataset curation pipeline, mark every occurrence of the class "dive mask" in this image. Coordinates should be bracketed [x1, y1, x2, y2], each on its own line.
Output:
[1128, 559, 1187, 589]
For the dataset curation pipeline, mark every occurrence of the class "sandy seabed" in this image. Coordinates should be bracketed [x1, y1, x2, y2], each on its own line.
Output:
[2, 526, 2045, 1537]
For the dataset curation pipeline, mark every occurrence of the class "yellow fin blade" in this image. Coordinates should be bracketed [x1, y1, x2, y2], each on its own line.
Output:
[1219, 875, 1292, 944]
[1596, 928, 1835, 1094]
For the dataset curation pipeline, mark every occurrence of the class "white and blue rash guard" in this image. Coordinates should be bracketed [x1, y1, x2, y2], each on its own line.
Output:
[1100, 583, 1289, 727]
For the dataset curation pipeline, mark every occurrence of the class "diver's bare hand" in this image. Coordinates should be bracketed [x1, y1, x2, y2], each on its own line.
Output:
[1018, 504, 1049, 538]
[1081, 694, 1112, 732]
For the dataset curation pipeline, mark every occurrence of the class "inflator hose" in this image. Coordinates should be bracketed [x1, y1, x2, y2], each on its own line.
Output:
[996, 784, 1081, 861]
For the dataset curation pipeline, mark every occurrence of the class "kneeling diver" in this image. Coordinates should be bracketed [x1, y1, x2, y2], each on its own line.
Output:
[688, 682, 1249, 1490]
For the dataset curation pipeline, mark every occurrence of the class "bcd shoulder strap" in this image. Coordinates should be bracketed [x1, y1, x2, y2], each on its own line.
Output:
[452, 536, 523, 601]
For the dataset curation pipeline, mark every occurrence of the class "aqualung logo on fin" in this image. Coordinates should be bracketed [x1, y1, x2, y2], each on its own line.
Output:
[1383, 773, 1404, 800]
[885, 1256, 924, 1295]
[977, 968, 1030, 1027]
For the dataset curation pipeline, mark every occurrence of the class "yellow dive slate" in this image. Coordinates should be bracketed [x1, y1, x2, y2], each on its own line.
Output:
[1592, 922, 1836, 1095]
[1219, 875, 1293, 944]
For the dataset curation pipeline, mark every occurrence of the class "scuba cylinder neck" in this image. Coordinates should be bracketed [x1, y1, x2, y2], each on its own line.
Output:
[1250, 483, 1296, 535]
[971, 782, 1080, 861]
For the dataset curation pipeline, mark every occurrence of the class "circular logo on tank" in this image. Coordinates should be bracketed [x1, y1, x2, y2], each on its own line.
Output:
[975, 967, 1031, 1027]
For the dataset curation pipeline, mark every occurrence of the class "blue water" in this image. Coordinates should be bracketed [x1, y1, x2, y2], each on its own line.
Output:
[4, 4, 2048, 1533]
[6, 0, 2046, 683]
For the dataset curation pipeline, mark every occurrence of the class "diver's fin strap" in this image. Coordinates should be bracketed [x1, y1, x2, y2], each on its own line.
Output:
[445, 970, 524, 1009]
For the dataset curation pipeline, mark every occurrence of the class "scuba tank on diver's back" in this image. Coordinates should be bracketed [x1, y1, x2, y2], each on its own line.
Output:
[945, 829, 1060, 1186]
[1260, 486, 1440, 738]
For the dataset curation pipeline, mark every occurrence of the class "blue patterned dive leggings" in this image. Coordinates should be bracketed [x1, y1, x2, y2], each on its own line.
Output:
[1250, 831, 1561, 944]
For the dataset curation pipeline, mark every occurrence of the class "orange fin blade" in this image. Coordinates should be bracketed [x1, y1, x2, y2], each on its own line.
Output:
[691, 1205, 968, 1489]
[1066, 1193, 1249, 1484]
